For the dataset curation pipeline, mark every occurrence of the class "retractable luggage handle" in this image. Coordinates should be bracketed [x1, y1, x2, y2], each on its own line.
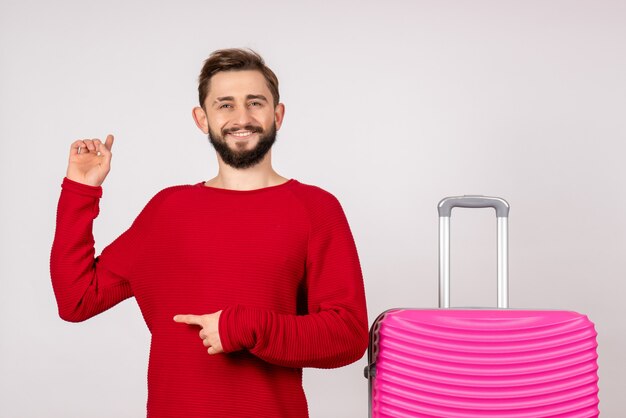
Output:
[438, 196, 510, 309]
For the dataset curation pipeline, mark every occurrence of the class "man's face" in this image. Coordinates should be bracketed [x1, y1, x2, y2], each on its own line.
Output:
[193, 70, 284, 169]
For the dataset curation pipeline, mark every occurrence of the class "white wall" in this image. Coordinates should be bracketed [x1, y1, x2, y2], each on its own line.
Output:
[1, 0, 624, 416]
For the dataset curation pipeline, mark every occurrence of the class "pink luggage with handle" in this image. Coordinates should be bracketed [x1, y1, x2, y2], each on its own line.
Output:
[364, 196, 599, 417]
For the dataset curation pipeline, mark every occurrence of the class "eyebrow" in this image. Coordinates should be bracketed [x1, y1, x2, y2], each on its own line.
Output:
[246, 94, 268, 102]
[214, 94, 269, 104]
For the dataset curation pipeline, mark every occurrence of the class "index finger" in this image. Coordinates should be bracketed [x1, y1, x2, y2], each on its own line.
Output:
[173, 314, 202, 326]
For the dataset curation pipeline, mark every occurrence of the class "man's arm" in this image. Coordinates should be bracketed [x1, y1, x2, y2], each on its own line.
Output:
[50, 135, 136, 322]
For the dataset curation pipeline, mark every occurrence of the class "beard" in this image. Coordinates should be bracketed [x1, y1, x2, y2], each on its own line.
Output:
[208, 123, 277, 169]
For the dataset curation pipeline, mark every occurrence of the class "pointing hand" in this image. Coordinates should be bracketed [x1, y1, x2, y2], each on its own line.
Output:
[174, 311, 224, 355]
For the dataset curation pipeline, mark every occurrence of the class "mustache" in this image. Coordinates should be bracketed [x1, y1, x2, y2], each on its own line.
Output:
[222, 125, 264, 136]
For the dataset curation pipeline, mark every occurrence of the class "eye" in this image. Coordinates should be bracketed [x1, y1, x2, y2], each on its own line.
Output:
[249, 101, 263, 107]
[219, 103, 233, 109]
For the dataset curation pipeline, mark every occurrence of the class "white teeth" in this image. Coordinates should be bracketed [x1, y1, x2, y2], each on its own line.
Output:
[230, 131, 253, 137]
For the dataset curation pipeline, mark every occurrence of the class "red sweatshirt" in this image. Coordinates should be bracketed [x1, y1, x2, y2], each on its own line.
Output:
[50, 178, 368, 418]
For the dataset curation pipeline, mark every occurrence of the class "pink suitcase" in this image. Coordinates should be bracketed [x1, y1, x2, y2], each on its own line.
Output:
[364, 196, 599, 417]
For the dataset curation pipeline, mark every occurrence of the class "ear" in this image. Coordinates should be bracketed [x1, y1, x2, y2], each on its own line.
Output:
[192, 106, 209, 134]
[274, 103, 285, 131]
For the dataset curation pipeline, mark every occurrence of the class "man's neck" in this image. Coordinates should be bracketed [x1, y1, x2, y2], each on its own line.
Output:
[205, 154, 288, 191]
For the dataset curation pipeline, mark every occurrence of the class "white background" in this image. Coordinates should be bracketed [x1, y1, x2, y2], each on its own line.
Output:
[1, 1, 625, 417]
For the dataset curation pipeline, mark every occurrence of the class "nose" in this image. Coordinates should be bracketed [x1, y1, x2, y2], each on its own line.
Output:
[232, 106, 254, 127]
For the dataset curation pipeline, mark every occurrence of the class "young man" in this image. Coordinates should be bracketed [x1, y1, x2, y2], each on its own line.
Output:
[50, 49, 368, 418]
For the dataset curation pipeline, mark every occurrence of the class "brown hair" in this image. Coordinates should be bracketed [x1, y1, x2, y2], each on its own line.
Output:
[198, 48, 280, 108]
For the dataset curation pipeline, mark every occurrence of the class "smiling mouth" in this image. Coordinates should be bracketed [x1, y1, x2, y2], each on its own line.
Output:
[228, 130, 256, 139]
[223, 125, 263, 139]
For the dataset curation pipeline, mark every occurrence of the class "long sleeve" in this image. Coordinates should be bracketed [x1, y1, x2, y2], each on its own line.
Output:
[50, 178, 142, 322]
[49, 179, 365, 417]
[219, 191, 369, 369]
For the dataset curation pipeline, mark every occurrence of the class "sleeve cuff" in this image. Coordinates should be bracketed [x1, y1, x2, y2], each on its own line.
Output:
[219, 305, 257, 353]
[62, 177, 103, 198]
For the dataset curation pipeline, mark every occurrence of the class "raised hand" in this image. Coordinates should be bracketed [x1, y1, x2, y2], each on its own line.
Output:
[66, 134, 114, 187]
[174, 311, 224, 355]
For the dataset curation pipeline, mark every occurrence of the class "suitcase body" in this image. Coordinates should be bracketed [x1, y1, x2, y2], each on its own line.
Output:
[366, 196, 599, 417]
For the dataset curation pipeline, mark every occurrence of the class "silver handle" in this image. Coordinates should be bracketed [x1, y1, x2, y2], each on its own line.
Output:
[438, 196, 510, 217]
[437, 196, 510, 309]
